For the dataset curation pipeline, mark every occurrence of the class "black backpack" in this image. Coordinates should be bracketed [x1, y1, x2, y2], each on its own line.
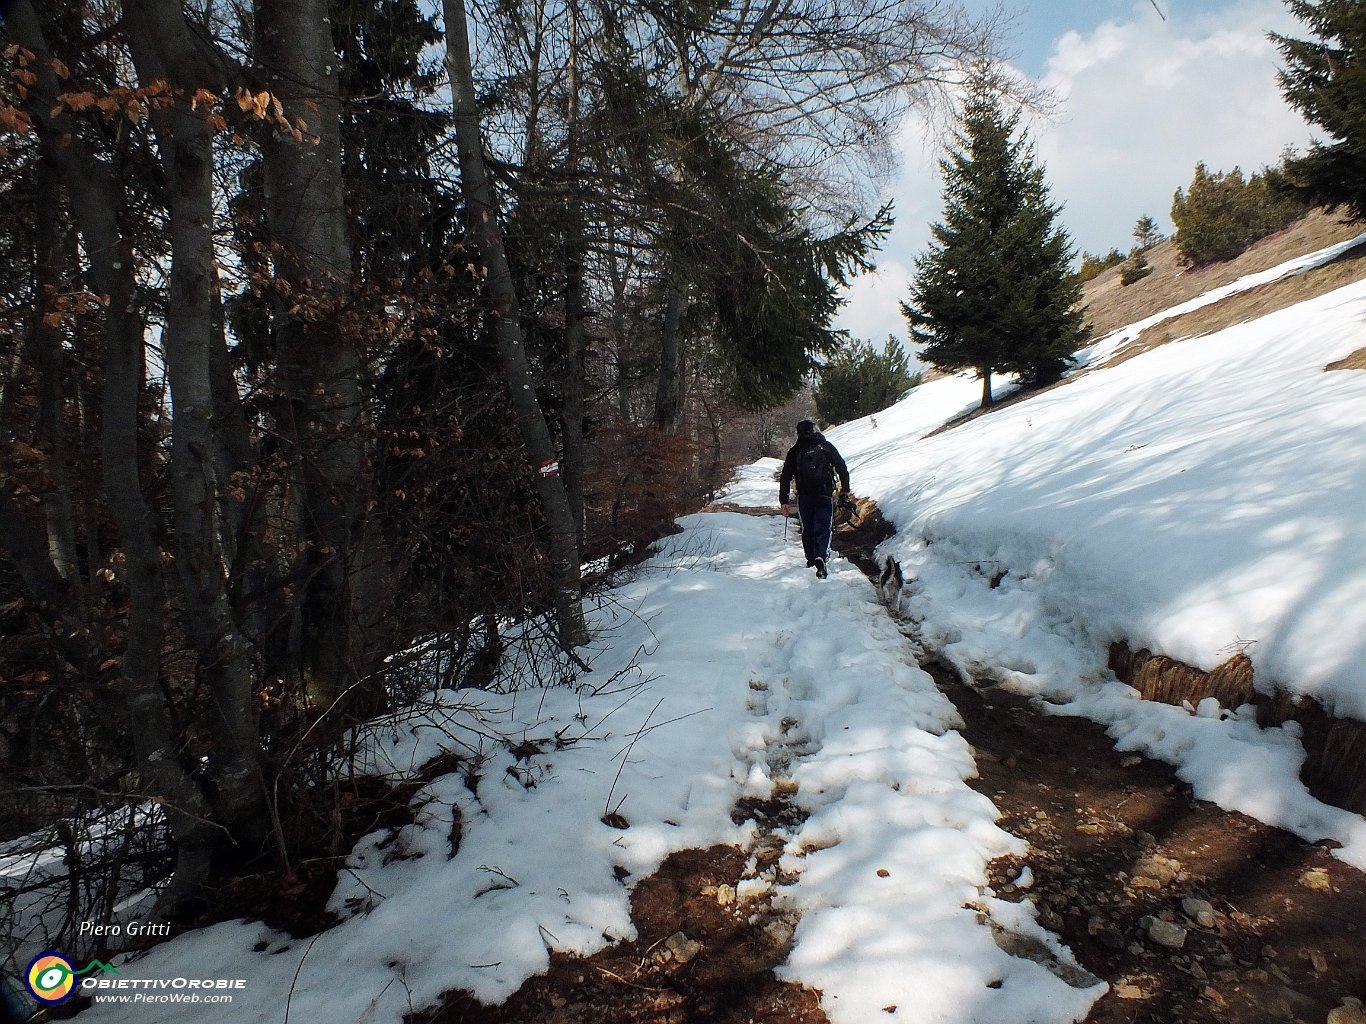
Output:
[795, 443, 834, 496]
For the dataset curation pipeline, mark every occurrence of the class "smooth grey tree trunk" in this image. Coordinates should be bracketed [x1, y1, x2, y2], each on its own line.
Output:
[256, 0, 385, 710]
[126, 0, 266, 849]
[32, 167, 84, 613]
[442, 0, 588, 649]
[560, 5, 587, 543]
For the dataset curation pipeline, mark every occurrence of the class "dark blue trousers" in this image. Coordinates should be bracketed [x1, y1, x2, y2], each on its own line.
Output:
[797, 493, 834, 566]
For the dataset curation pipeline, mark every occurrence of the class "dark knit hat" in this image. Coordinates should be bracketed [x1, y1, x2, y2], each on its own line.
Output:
[796, 419, 817, 437]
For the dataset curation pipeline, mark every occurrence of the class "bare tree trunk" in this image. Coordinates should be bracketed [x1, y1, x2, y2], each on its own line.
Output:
[560, 0, 587, 543]
[981, 367, 993, 408]
[561, 236, 589, 544]
[652, 277, 686, 430]
[255, 0, 384, 710]
[442, 0, 588, 649]
[126, 0, 266, 851]
[31, 167, 84, 613]
[7, 0, 219, 911]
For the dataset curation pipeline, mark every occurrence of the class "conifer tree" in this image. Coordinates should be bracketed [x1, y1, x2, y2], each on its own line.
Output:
[1133, 214, 1163, 250]
[903, 82, 1088, 407]
[1273, 1, 1366, 220]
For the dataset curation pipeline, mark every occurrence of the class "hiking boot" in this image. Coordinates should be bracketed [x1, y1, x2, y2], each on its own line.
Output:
[814, 557, 827, 579]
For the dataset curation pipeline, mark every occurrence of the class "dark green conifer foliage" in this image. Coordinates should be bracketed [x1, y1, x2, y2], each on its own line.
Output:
[1273, 0, 1366, 220]
[814, 336, 922, 426]
[902, 84, 1088, 407]
[1170, 162, 1306, 265]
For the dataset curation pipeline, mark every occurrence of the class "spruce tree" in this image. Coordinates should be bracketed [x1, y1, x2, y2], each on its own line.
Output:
[902, 83, 1088, 407]
[1272, 1, 1366, 220]
[1133, 214, 1163, 250]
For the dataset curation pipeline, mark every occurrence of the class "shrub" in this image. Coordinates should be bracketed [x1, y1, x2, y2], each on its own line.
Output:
[1171, 162, 1308, 265]
[1119, 251, 1152, 286]
[1077, 248, 1126, 283]
[814, 336, 921, 425]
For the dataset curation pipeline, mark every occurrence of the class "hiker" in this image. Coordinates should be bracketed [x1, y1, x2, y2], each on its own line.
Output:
[779, 420, 851, 579]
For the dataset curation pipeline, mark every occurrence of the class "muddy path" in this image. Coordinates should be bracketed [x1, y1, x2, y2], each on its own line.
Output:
[831, 501, 1366, 1024]
[420, 503, 1365, 1024]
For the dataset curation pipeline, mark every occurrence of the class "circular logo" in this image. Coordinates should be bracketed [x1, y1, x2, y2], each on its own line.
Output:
[26, 952, 76, 1004]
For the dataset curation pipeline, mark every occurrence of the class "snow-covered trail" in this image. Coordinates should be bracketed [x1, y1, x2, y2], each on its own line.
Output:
[73, 507, 1100, 1024]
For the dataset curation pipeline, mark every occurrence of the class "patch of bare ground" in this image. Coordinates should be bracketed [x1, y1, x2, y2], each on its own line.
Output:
[934, 664, 1366, 1024]
[1327, 346, 1366, 371]
[1097, 242, 1366, 372]
[831, 509, 1366, 1024]
[413, 843, 826, 1024]
[1081, 208, 1364, 340]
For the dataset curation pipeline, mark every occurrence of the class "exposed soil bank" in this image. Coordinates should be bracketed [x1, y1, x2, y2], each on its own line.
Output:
[1110, 643, 1366, 815]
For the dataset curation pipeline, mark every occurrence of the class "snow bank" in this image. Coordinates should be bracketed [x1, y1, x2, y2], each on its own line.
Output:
[829, 270, 1366, 865]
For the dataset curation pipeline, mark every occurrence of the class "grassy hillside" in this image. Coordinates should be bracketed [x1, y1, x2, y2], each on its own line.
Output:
[1080, 208, 1366, 365]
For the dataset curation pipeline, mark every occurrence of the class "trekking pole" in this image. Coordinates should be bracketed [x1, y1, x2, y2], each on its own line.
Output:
[783, 512, 789, 541]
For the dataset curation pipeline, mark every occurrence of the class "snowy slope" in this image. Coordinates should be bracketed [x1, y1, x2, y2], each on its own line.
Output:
[825, 261, 1366, 866]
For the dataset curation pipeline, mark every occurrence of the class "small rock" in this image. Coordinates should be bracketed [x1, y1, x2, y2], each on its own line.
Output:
[1202, 986, 1228, 1010]
[1135, 830, 1158, 848]
[1129, 874, 1163, 891]
[1182, 897, 1217, 928]
[1004, 753, 1019, 769]
[1308, 948, 1329, 974]
[765, 919, 794, 947]
[1076, 822, 1104, 835]
[550, 994, 567, 1009]
[1114, 983, 1146, 1000]
[1328, 997, 1366, 1024]
[1243, 968, 1269, 984]
[715, 883, 736, 907]
[1134, 854, 1181, 885]
[1033, 809, 1047, 820]
[876, 868, 891, 878]
[1145, 918, 1188, 949]
[1188, 960, 1208, 981]
[1120, 755, 1142, 768]
[1298, 866, 1333, 892]
[660, 931, 702, 965]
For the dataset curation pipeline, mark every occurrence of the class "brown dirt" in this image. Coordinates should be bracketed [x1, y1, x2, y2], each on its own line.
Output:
[413, 844, 826, 1024]
[1081, 209, 1364, 340]
[1327, 346, 1366, 372]
[931, 662, 1366, 1024]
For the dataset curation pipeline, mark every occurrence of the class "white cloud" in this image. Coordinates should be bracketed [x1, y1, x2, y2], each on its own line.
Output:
[837, 261, 914, 345]
[836, 0, 1315, 349]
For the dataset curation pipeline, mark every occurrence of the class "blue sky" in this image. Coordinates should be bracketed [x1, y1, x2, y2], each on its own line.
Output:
[837, 0, 1318, 346]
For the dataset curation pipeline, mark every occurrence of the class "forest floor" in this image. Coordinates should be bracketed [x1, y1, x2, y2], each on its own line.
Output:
[413, 504, 1366, 1024]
